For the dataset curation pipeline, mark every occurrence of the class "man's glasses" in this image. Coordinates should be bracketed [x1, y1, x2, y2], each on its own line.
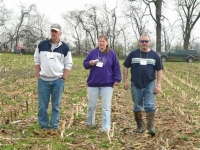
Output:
[140, 40, 150, 43]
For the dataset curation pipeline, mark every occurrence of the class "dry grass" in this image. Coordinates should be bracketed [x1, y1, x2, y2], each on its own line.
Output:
[0, 54, 199, 150]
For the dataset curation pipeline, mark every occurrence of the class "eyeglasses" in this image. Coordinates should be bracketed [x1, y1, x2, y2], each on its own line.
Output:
[139, 40, 150, 43]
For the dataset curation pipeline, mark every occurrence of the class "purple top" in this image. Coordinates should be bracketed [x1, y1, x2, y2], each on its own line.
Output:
[83, 48, 121, 87]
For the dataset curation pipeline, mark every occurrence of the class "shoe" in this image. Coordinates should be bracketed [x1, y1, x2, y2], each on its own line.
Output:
[40, 129, 49, 137]
[86, 124, 97, 129]
[50, 129, 59, 136]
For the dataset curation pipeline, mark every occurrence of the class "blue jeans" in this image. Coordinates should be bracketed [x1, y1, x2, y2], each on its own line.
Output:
[38, 78, 64, 129]
[131, 81, 156, 112]
[86, 87, 113, 132]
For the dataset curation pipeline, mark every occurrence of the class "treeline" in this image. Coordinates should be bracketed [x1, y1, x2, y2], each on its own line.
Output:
[0, 0, 200, 56]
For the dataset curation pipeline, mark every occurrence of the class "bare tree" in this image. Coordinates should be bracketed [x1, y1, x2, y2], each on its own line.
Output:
[1, 3, 49, 52]
[119, 25, 130, 56]
[20, 7, 49, 53]
[102, 4, 119, 49]
[0, 0, 10, 50]
[0, 0, 10, 27]
[124, 2, 149, 41]
[162, 25, 176, 51]
[15, 4, 37, 47]
[143, 0, 163, 52]
[79, 6, 98, 47]
[27, 11, 49, 41]
[62, 10, 83, 54]
[77, 3, 123, 50]
[176, 0, 200, 49]
[127, 0, 163, 52]
[62, 3, 126, 54]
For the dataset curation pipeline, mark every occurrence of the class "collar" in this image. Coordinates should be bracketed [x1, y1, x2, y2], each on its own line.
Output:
[49, 39, 62, 46]
[140, 48, 150, 53]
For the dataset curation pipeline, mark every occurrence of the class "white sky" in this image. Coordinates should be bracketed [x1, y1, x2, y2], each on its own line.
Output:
[4, 0, 200, 44]
[5, 0, 118, 25]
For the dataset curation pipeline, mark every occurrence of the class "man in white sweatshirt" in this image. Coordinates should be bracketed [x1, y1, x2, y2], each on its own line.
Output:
[34, 23, 73, 136]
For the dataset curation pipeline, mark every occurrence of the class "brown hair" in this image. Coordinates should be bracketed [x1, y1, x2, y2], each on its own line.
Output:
[98, 34, 110, 54]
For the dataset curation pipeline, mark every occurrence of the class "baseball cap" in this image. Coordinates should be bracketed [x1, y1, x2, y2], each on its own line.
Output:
[51, 23, 61, 32]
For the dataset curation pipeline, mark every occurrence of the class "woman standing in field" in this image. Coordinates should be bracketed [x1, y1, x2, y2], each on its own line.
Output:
[83, 34, 121, 132]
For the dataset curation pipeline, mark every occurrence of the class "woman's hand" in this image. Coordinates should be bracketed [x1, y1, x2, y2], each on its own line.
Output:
[89, 60, 98, 66]
[114, 82, 119, 86]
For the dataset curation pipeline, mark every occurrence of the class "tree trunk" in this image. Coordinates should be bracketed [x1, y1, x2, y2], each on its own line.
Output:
[155, 0, 162, 53]
[184, 31, 191, 50]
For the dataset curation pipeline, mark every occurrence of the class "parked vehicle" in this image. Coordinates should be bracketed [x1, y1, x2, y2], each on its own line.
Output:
[160, 49, 200, 63]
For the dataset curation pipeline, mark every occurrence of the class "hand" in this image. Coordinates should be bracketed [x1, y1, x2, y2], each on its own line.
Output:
[36, 74, 40, 79]
[60, 77, 66, 81]
[89, 60, 98, 66]
[154, 86, 161, 94]
[114, 82, 119, 86]
[123, 81, 129, 90]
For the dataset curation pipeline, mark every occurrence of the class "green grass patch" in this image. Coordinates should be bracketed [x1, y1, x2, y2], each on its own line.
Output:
[180, 134, 190, 141]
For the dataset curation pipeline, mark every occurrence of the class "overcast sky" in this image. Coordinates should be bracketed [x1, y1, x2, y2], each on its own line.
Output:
[4, 0, 200, 43]
[5, 0, 119, 25]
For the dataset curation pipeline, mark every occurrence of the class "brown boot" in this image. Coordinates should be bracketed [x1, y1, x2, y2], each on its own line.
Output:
[49, 129, 59, 136]
[134, 112, 144, 133]
[146, 112, 155, 136]
[40, 129, 49, 137]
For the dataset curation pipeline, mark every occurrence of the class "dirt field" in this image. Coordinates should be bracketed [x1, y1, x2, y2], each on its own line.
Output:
[0, 54, 199, 150]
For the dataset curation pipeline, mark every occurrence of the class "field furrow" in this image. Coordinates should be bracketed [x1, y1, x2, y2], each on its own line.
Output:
[0, 54, 199, 150]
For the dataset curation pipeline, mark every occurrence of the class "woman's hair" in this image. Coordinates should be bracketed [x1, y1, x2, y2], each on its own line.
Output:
[98, 34, 110, 54]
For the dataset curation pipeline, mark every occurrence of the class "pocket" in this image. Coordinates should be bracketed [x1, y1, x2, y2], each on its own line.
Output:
[60, 78, 65, 82]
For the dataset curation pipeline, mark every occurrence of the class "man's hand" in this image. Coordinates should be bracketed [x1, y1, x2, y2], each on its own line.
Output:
[154, 85, 161, 94]
[36, 73, 40, 79]
[123, 81, 129, 90]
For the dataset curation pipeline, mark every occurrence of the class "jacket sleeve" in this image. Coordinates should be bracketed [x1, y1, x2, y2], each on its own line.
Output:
[64, 51, 73, 70]
[83, 51, 93, 69]
[34, 47, 40, 65]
